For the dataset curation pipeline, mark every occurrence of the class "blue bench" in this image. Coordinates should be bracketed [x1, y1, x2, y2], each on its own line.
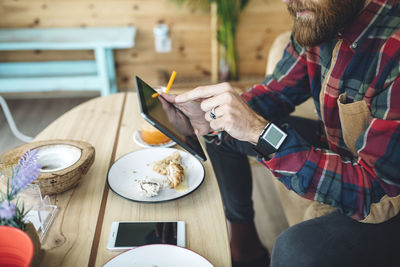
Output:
[0, 26, 136, 142]
[0, 26, 136, 96]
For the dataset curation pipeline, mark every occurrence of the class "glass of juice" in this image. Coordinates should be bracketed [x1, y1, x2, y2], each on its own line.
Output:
[140, 121, 171, 145]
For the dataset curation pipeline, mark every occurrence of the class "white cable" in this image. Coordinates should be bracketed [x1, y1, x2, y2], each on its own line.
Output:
[0, 96, 33, 143]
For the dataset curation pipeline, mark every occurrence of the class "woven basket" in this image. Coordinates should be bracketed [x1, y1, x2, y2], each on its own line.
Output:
[0, 140, 95, 195]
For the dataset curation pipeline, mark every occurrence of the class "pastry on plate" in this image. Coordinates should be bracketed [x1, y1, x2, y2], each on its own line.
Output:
[166, 162, 184, 189]
[153, 151, 184, 188]
[153, 151, 181, 175]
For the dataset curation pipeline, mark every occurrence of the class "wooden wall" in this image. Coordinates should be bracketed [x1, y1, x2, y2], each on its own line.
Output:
[0, 0, 292, 91]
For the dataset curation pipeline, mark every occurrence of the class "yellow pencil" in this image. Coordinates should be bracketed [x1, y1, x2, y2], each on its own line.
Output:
[152, 70, 177, 98]
[165, 70, 177, 94]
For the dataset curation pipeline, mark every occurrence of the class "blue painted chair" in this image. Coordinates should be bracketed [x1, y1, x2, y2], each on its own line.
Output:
[0, 26, 136, 142]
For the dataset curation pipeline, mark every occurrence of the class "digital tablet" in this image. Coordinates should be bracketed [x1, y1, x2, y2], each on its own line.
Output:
[135, 76, 207, 161]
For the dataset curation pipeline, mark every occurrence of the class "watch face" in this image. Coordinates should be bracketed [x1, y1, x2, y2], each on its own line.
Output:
[262, 124, 287, 149]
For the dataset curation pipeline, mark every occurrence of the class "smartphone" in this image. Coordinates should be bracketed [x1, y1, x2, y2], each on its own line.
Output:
[107, 221, 185, 251]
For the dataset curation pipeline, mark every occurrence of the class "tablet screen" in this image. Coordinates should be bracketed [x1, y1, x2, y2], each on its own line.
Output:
[135, 76, 207, 161]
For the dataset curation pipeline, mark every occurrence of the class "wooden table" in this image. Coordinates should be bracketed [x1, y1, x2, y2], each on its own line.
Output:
[34, 93, 231, 267]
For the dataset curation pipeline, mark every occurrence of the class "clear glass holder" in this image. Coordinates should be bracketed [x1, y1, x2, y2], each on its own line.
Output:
[19, 184, 58, 243]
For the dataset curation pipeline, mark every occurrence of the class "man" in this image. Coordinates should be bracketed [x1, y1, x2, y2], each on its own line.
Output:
[164, 0, 400, 266]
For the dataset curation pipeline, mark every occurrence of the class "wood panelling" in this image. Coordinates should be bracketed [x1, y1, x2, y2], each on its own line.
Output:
[0, 0, 292, 90]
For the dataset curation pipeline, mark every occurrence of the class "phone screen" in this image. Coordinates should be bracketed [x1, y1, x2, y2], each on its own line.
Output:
[115, 222, 178, 247]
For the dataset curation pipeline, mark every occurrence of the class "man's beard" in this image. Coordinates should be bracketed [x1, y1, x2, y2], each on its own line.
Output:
[287, 0, 366, 47]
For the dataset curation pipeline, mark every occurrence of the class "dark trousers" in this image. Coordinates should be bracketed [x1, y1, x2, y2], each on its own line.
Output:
[205, 117, 400, 266]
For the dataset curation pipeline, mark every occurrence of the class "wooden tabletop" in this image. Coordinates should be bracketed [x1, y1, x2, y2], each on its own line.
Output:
[34, 93, 231, 267]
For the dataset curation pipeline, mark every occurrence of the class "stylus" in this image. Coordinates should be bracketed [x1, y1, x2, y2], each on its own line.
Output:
[152, 70, 177, 98]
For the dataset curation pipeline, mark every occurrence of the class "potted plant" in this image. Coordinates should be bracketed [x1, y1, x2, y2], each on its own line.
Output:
[0, 149, 43, 266]
[171, 0, 249, 81]
[0, 225, 34, 267]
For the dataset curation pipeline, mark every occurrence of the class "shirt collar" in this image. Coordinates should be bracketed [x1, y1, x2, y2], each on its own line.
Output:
[340, 0, 394, 50]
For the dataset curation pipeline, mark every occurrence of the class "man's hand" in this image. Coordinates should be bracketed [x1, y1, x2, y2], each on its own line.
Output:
[175, 83, 268, 144]
[158, 95, 194, 136]
[161, 93, 212, 135]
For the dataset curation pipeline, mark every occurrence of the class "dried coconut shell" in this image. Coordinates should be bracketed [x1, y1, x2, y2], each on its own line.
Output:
[0, 139, 95, 195]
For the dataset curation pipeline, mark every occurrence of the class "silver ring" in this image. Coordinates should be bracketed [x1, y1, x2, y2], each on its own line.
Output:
[210, 107, 217, 120]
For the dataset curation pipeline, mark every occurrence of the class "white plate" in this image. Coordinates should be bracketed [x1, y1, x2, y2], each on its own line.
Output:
[103, 244, 214, 267]
[107, 148, 205, 203]
[133, 130, 176, 148]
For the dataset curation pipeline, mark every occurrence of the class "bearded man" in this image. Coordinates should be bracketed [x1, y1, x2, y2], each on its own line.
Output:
[163, 0, 400, 266]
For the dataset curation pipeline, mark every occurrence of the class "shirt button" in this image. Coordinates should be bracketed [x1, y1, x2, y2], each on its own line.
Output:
[351, 42, 358, 49]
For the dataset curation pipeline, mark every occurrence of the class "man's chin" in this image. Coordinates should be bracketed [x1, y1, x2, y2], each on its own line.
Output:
[292, 26, 334, 47]
[293, 35, 325, 47]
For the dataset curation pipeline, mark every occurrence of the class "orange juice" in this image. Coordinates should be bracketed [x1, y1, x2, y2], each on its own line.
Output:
[141, 123, 171, 145]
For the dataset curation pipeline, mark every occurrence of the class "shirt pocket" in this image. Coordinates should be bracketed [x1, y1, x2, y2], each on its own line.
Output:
[337, 93, 371, 155]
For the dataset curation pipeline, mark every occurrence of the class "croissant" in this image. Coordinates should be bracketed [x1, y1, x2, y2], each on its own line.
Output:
[153, 151, 185, 188]
[166, 162, 184, 188]
[153, 151, 181, 175]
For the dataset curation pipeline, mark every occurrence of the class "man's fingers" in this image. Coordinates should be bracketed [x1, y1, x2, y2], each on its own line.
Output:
[196, 128, 211, 135]
[158, 95, 174, 111]
[209, 117, 225, 132]
[205, 105, 225, 122]
[200, 93, 231, 112]
[161, 93, 176, 103]
[175, 83, 231, 103]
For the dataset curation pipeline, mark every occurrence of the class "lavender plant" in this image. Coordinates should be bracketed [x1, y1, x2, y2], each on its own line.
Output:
[0, 150, 40, 229]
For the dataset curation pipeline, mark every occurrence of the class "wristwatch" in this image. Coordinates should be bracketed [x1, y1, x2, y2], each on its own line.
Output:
[253, 122, 287, 157]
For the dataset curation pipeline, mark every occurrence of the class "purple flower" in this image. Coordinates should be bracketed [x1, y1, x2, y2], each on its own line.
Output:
[11, 150, 41, 195]
[0, 201, 16, 220]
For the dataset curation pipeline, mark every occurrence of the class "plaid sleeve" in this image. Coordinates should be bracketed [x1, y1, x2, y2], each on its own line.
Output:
[241, 35, 311, 121]
[260, 77, 400, 221]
